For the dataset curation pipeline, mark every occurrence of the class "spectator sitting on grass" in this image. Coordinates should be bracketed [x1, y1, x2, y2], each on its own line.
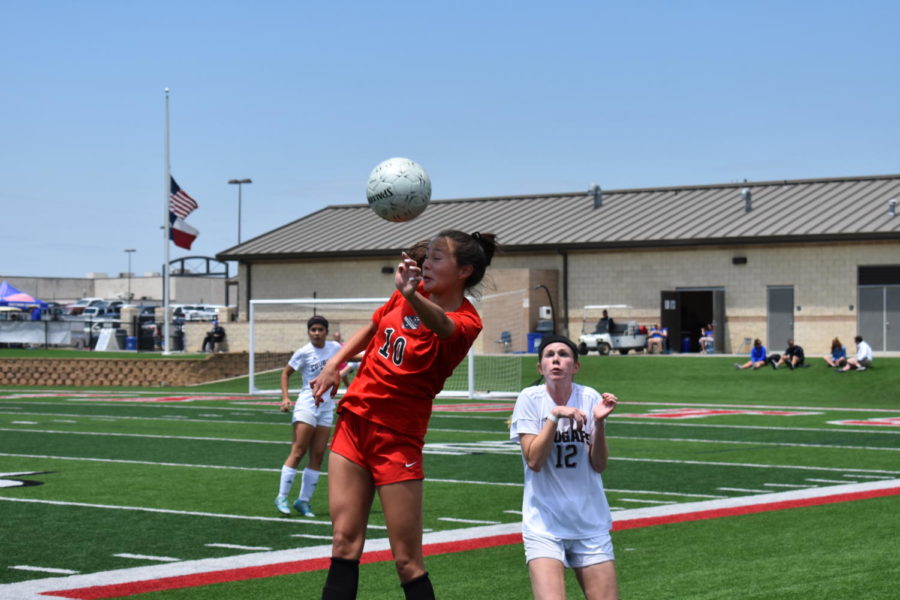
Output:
[838, 336, 873, 372]
[735, 339, 766, 370]
[824, 337, 847, 369]
[772, 339, 805, 370]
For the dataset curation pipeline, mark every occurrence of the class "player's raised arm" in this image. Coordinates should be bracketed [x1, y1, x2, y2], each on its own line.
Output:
[310, 322, 375, 404]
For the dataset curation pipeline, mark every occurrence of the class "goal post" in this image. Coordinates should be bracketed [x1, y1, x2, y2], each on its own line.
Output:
[248, 291, 528, 398]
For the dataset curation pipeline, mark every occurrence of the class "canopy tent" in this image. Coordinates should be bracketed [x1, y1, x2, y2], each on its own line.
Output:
[0, 281, 48, 308]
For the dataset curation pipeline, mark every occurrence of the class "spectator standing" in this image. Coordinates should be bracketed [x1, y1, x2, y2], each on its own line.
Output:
[595, 310, 614, 334]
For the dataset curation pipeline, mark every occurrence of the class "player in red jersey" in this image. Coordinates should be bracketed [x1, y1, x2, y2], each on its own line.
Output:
[312, 230, 497, 600]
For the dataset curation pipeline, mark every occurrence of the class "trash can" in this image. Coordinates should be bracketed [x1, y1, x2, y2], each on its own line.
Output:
[681, 336, 692, 353]
[527, 332, 543, 353]
[114, 328, 127, 350]
[125, 336, 138, 351]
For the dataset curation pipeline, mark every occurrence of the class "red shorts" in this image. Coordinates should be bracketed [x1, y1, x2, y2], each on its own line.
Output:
[330, 409, 425, 486]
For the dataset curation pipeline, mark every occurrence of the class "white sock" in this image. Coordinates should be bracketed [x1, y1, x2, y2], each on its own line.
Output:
[278, 465, 297, 497]
[299, 468, 321, 502]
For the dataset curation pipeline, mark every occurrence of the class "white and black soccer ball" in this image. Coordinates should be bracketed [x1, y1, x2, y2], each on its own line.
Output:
[366, 157, 432, 222]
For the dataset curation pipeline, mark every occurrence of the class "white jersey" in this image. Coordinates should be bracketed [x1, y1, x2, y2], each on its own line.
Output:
[856, 340, 873, 362]
[288, 340, 343, 408]
[509, 383, 612, 539]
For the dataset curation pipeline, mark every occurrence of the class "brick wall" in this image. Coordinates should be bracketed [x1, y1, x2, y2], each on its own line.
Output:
[0, 352, 291, 387]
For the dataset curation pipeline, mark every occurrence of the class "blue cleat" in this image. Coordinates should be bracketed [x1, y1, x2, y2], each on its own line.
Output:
[294, 499, 315, 517]
[275, 495, 291, 515]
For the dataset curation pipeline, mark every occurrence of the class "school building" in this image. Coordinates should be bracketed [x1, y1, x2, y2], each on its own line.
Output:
[217, 173, 900, 356]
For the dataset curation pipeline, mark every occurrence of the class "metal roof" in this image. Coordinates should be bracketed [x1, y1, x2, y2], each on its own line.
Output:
[217, 174, 900, 261]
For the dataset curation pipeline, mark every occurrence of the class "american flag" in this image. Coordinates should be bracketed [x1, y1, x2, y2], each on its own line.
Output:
[169, 177, 198, 218]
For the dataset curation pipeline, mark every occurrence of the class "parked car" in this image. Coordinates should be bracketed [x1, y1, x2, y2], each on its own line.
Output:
[81, 304, 111, 319]
[106, 301, 124, 317]
[65, 297, 105, 316]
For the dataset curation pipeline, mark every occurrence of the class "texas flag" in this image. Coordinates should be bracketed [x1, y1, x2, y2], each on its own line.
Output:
[169, 177, 199, 249]
[169, 211, 198, 250]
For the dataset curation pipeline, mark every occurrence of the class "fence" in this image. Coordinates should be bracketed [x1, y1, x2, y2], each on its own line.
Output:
[0, 317, 175, 352]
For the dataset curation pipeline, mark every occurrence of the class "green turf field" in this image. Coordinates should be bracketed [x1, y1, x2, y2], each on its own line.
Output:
[1, 355, 898, 598]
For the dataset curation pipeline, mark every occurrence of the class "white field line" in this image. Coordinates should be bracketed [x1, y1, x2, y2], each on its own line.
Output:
[763, 483, 809, 488]
[5, 451, 900, 481]
[18, 425, 900, 457]
[611, 456, 900, 476]
[0, 412, 284, 427]
[438, 517, 501, 525]
[5, 395, 900, 415]
[4, 479, 898, 600]
[205, 544, 272, 551]
[113, 554, 180, 563]
[609, 434, 900, 452]
[0, 452, 279, 472]
[9, 566, 79, 575]
[805, 478, 859, 484]
[613, 420, 900, 436]
[620, 401, 900, 414]
[7, 413, 900, 441]
[0, 428, 285, 445]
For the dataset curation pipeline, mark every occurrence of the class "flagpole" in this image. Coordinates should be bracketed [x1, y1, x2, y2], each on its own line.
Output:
[162, 88, 172, 354]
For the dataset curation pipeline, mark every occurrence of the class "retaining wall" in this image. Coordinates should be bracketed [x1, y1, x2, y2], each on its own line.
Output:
[0, 352, 292, 388]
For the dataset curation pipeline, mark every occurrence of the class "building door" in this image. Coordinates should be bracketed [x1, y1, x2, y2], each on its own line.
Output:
[712, 289, 726, 353]
[661, 288, 724, 353]
[767, 286, 794, 348]
[858, 285, 900, 351]
[660, 290, 680, 353]
[889, 286, 900, 351]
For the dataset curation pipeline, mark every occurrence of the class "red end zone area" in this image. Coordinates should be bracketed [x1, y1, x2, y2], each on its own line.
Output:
[32, 479, 900, 600]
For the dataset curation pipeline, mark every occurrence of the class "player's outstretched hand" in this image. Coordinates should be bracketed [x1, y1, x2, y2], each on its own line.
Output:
[594, 393, 618, 422]
[310, 365, 340, 406]
[395, 251, 421, 298]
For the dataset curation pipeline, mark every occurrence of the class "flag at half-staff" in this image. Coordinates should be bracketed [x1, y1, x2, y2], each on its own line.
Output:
[169, 177, 199, 250]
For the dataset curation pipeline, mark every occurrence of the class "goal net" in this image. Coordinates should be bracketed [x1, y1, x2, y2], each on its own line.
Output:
[248, 292, 526, 398]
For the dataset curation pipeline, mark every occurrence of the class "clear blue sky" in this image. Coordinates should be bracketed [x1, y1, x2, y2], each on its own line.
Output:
[2, 0, 898, 279]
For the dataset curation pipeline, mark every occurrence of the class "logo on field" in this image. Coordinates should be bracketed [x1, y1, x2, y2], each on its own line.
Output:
[618, 408, 821, 419]
[828, 416, 900, 427]
[0, 471, 50, 489]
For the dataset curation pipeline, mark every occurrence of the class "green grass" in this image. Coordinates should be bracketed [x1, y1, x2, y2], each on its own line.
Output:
[1, 355, 898, 598]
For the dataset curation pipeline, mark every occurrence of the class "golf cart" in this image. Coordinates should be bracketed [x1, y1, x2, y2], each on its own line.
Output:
[578, 305, 648, 355]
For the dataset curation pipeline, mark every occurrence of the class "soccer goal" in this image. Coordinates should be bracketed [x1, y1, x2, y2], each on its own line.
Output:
[248, 293, 526, 398]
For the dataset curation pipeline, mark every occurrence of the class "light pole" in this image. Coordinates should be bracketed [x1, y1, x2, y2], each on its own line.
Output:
[228, 178, 252, 244]
[534, 284, 556, 334]
[124, 249, 136, 301]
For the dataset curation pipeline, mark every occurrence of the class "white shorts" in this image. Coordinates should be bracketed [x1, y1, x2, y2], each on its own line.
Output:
[523, 530, 615, 569]
[292, 396, 334, 428]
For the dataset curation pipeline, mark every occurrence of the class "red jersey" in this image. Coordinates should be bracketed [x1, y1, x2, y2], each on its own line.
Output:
[339, 289, 482, 441]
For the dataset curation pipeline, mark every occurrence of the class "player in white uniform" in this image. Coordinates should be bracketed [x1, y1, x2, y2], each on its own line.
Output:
[510, 334, 619, 600]
[275, 316, 343, 517]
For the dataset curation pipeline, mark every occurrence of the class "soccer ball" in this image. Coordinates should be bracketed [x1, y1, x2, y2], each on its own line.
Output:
[366, 157, 432, 222]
